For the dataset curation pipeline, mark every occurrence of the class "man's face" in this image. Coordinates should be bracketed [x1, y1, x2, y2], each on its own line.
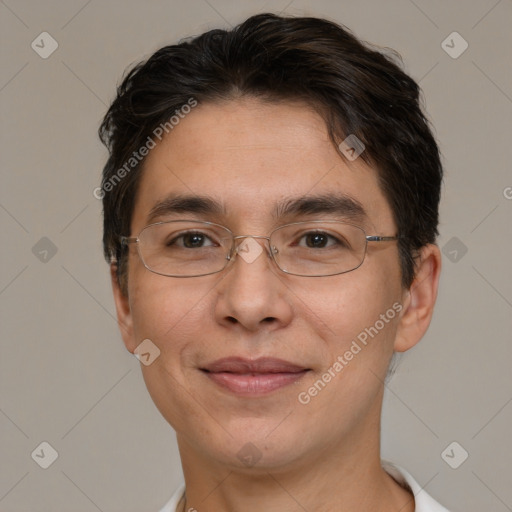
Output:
[116, 98, 408, 470]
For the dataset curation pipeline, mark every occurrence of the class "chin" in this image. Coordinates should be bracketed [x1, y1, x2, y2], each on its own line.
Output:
[200, 419, 315, 471]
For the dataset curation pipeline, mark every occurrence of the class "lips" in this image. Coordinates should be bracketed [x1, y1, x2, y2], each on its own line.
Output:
[203, 357, 307, 374]
[201, 357, 309, 396]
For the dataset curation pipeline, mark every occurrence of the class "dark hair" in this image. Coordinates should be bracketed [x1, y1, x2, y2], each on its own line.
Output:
[99, 13, 443, 293]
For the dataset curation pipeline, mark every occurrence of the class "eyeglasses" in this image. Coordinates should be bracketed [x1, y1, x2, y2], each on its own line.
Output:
[120, 220, 399, 278]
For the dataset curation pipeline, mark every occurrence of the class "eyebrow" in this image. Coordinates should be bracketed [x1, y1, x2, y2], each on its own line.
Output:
[147, 194, 226, 224]
[274, 193, 367, 223]
[146, 192, 368, 224]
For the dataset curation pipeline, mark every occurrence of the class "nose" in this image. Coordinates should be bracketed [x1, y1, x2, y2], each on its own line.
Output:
[214, 236, 293, 332]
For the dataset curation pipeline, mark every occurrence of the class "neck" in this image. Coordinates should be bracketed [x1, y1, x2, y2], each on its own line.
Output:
[175, 410, 414, 512]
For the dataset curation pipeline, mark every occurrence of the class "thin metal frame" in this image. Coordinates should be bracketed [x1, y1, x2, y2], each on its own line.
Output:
[120, 219, 400, 278]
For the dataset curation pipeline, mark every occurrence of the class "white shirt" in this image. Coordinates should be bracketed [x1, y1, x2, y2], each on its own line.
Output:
[158, 461, 450, 512]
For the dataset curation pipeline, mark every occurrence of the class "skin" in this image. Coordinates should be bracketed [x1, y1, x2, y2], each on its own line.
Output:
[111, 97, 441, 512]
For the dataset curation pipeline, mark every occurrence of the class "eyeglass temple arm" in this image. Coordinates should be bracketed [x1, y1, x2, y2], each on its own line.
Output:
[366, 235, 400, 242]
[120, 236, 138, 246]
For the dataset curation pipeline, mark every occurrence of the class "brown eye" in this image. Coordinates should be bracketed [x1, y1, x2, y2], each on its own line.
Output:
[305, 233, 329, 248]
[167, 231, 217, 248]
[182, 233, 208, 248]
[296, 231, 348, 249]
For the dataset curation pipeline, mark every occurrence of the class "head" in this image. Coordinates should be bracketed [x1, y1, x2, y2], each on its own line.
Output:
[99, 14, 442, 471]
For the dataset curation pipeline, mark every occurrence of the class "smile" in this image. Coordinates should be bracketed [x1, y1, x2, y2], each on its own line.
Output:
[201, 357, 310, 396]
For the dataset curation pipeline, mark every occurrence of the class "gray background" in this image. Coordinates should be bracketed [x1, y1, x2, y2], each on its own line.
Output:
[1, 0, 511, 511]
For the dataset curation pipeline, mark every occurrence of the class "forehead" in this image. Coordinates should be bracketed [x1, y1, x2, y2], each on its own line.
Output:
[131, 98, 395, 233]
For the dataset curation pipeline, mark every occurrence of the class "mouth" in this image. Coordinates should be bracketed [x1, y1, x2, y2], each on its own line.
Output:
[200, 357, 310, 396]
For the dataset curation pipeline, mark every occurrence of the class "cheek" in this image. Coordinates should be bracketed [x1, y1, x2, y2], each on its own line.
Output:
[290, 265, 402, 403]
[129, 275, 213, 349]
[293, 280, 401, 425]
[127, 268, 234, 406]
[128, 275, 218, 430]
[290, 265, 401, 346]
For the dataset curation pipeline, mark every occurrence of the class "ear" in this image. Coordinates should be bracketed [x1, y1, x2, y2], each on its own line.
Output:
[394, 244, 442, 352]
[110, 263, 137, 354]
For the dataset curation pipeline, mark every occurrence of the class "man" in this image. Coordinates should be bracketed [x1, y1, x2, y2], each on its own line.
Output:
[99, 13, 449, 512]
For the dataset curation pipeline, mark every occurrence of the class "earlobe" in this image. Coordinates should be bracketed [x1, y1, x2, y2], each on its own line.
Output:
[110, 263, 136, 354]
[394, 244, 442, 353]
